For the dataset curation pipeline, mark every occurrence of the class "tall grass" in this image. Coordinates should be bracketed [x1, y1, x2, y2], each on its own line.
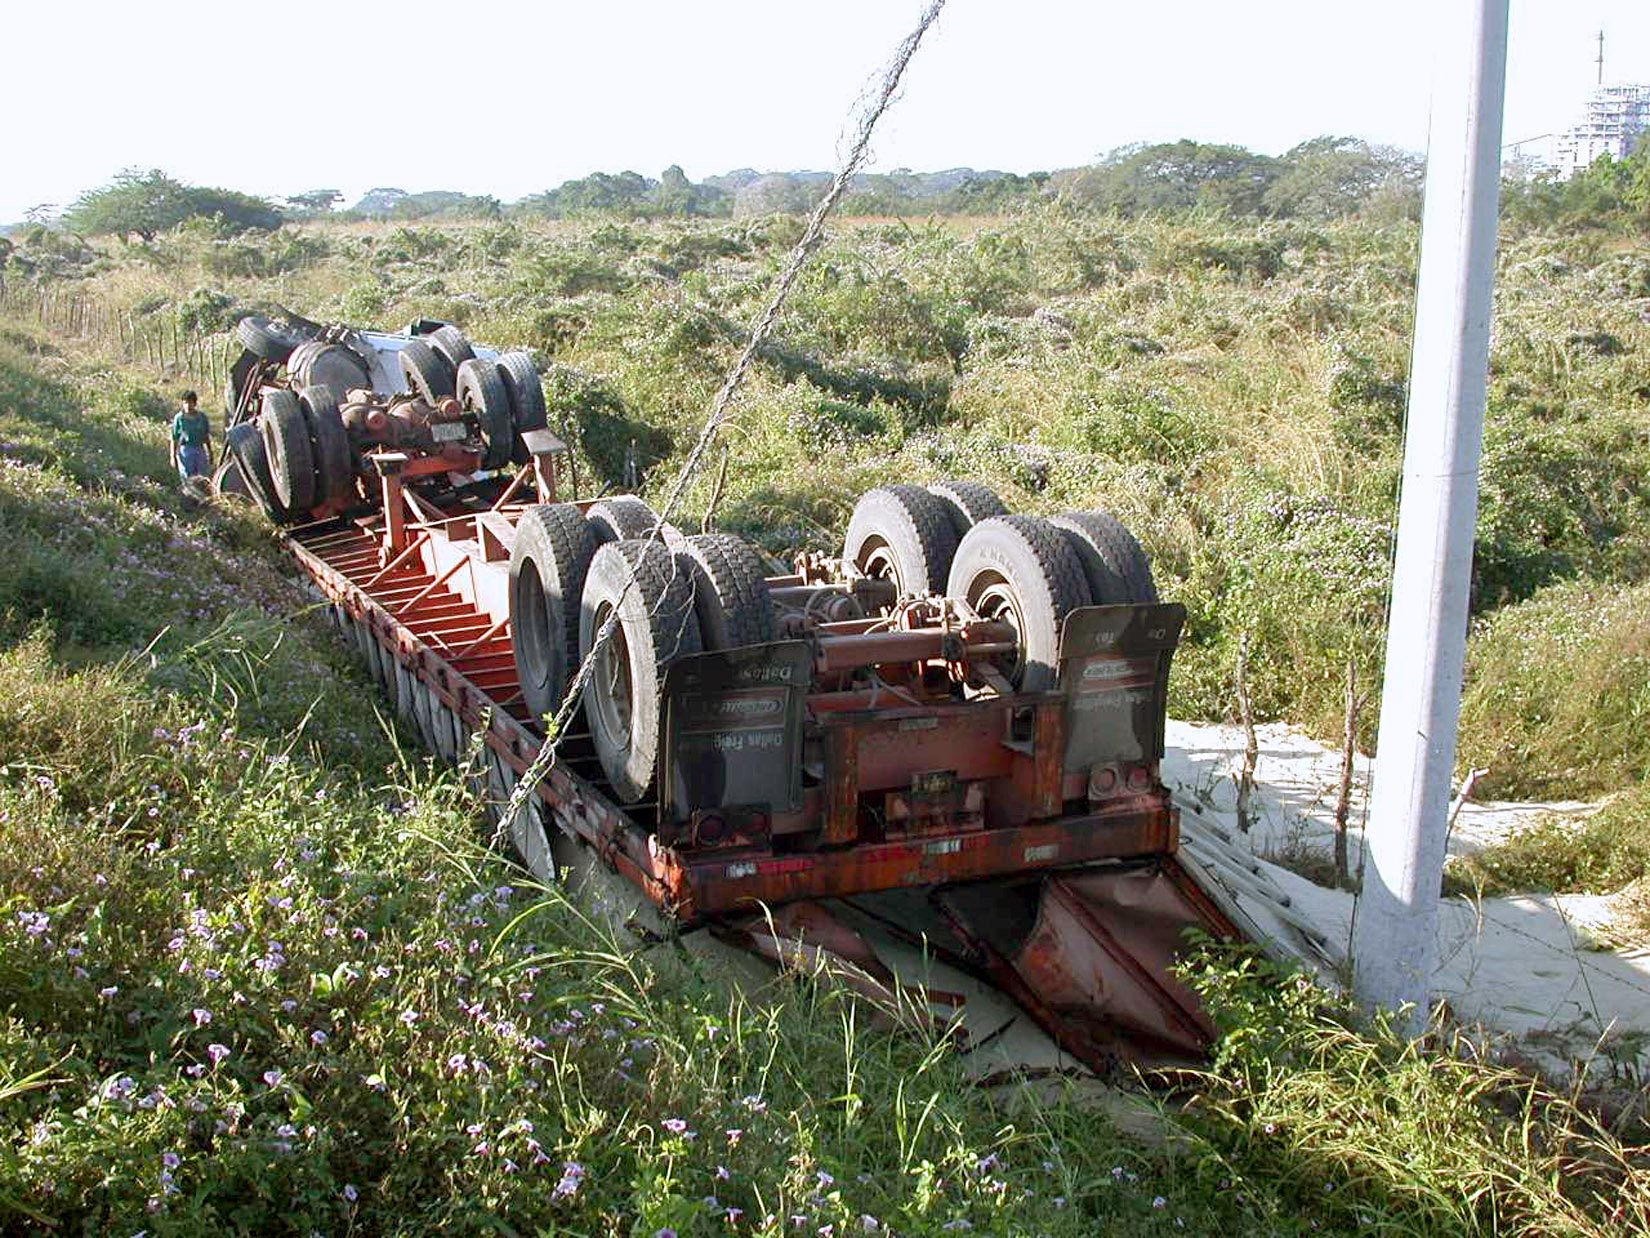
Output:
[0, 326, 1259, 1234]
[5, 240, 1650, 1234]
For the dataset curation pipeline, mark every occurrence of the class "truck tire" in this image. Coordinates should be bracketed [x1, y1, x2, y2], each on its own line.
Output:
[298, 384, 352, 506]
[1049, 511, 1158, 604]
[224, 349, 261, 427]
[586, 495, 660, 545]
[285, 340, 322, 382]
[579, 539, 703, 803]
[429, 325, 476, 372]
[927, 480, 1009, 541]
[496, 351, 548, 463]
[226, 422, 288, 522]
[496, 352, 548, 432]
[946, 515, 1091, 692]
[259, 389, 317, 512]
[509, 502, 598, 724]
[211, 454, 252, 502]
[289, 342, 368, 395]
[399, 338, 455, 403]
[843, 484, 959, 601]
[677, 533, 777, 650]
[456, 358, 514, 470]
[236, 315, 306, 363]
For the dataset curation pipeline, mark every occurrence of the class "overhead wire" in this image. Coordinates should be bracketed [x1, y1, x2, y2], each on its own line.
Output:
[499, 0, 948, 833]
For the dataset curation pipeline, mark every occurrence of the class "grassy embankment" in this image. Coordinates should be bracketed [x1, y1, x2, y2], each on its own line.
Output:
[8, 209, 1649, 922]
[2, 266, 1650, 1229]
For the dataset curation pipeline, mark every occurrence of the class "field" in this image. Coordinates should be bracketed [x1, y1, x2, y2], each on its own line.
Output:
[2, 204, 1650, 1232]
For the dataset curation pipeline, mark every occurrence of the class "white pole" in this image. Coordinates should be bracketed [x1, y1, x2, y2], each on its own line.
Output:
[1352, 0, 1509, 1024]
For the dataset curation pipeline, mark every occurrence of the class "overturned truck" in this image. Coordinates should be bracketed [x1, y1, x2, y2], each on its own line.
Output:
[218, 313, 1240, 1071]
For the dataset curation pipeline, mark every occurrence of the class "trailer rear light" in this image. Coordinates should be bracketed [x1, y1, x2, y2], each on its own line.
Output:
[1092, 767, 1118, 793]
[1126, 765, 1151, 791]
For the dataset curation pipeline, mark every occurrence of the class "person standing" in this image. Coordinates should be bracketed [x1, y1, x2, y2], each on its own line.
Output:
[170, 390, 212, 482]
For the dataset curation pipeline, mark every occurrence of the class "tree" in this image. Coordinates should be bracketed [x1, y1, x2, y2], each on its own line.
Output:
[63, 169, 281, 240]
[285, 189, 342, 215]
[733, 174, 825, 218]
[352, 188, 409, 216]
[1265, 137, 1421, 221]
[1065, 141, 1282, 217]
[63, 169, 191, 241]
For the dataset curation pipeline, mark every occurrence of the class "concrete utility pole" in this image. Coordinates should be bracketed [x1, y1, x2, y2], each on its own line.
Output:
[1351, 0, 1509, 1027]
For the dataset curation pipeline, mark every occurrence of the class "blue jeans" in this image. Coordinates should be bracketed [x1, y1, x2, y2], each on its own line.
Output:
[178, 443, 210, 480]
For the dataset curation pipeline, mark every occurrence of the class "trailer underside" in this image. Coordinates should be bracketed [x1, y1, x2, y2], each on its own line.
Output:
[288, 501, 1240, 1072]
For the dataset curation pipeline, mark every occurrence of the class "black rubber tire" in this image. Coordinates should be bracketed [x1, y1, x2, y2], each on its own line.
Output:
[456, 358, 514, 471]
[224, 422, 288, 521]
[496, 352, 548, 433]
[291, 343, 369, 395]
[927, 480, 1010, 542]
[236, 315, 305, 363]
[429, 325, 476, 372]
[586, 495, 660, 545]
[946, 515, 1092, 692]
[259, 389, 317, 512]
[677, 533, 777, 650]
[399, 338, 455, 403]
[496, 351, 548, 464]
[509, 503, 599, 724]
[224, 350, 261, 427]
[579, 539, 703, 803]
[842, 484, 960, 601]
[1049, 511, 1159, 604]
[298, 384, 352, 506]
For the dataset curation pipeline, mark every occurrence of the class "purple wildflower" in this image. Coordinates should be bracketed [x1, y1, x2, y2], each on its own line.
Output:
[553, 1161, 585, 1199]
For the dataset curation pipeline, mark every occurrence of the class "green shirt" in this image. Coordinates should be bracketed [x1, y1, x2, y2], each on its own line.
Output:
[172, 410, 211, 448]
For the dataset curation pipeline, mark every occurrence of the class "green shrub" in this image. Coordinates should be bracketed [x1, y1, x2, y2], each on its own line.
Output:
[1179, 944, 1650, 1236]
[1449, 782, 1650, 901]
[1457, 579, 1650, 799]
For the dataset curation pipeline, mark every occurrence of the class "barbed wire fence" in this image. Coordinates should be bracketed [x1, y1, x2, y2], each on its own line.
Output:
[0, 271, 239, 396]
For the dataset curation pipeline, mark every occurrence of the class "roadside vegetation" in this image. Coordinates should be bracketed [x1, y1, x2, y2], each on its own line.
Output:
[1, 322, 1646, 1234]
[4, 137, 1650, 1227]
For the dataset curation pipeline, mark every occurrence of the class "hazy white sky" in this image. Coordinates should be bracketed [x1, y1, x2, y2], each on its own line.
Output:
[5, 0, 1648, 221]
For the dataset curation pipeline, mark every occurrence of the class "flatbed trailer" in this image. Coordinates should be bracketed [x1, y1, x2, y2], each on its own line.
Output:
[226, 315, 1245, 1071]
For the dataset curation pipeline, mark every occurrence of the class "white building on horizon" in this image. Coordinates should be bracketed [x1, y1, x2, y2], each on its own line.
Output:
[1553, 83, 1650, 177]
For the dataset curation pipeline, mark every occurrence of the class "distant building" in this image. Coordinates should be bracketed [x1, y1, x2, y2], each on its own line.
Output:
[1553, 84, 1650, 177]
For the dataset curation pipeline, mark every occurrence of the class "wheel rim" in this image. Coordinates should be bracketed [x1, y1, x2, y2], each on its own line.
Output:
[517, 560, 552, 691]
[589, 600, 634, 755]
[970, 572, 1028, 687]
[858, 535, 902, 607]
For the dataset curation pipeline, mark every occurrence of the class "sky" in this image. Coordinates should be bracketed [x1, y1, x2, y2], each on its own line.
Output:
[5, 0, 1650, 222]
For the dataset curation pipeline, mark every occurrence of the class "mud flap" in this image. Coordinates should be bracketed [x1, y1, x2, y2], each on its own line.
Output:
[934, 859, 1237, 1070]
[659, 642, 812, 847]
[1059, 602, 1184, 773]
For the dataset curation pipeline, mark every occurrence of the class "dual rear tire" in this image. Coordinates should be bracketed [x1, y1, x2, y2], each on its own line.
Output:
[508, 497, 777, 805]
[842, 480, 1158, 691]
